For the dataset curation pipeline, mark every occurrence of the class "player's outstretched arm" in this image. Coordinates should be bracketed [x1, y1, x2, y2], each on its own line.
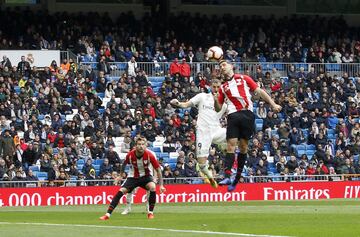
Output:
[170, 98, 193, 108]
[254, 87, 282, 113]
[155, 167, 166, 193]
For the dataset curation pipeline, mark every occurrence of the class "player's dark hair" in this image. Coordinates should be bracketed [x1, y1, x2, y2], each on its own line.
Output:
[135, 136, 147, 144]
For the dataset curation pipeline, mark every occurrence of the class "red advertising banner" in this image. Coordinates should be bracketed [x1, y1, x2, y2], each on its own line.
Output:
[0, 181, 359, 207]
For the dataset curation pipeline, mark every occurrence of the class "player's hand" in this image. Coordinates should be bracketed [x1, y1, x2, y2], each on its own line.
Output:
[170, 99, 179, 107]
[160, 185, 166, 193]
[272, 104, 282, 113]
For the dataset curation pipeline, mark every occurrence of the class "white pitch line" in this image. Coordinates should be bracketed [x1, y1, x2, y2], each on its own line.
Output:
[0, 222, 293, 237]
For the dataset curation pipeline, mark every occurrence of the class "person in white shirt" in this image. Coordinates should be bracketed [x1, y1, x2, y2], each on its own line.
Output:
[170, 79, 227, 188]
[127, 57, 137, 77]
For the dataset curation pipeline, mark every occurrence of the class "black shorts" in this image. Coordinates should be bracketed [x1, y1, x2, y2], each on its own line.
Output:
[226, 110, 255, 140]
[121, 176, 154, 193]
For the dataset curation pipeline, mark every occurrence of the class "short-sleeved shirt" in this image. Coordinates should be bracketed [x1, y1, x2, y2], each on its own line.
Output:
[123, 149, 160, 178]
[218, 74, 258, 115]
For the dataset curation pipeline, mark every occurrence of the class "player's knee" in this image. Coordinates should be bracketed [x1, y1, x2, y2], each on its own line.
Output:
[147, 183, 156, 192]
[120, 188, 128, 194]
[197, 157, 207, 165]
[238, 140, 249, 153]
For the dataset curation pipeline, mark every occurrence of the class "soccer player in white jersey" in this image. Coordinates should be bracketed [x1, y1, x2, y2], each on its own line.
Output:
[213, 60, 282, 192]
[170, 79, 227, 188]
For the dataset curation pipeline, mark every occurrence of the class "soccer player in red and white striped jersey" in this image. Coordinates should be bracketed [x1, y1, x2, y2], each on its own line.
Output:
[100, 136, 166, 220]
[214, 60, 282, 191]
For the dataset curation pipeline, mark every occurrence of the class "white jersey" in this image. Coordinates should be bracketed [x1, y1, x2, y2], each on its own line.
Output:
[189, 93, 226, 127]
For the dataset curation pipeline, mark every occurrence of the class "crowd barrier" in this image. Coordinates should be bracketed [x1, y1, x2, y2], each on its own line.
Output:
[1, 174, 358, 188]
[0, 180, 359, 207]
[79, 62, 360, 78]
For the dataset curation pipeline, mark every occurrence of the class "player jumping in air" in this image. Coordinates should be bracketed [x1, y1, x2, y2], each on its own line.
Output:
[170, 79, 227, 188]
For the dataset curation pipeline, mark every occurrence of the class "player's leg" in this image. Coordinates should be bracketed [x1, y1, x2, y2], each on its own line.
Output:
[100, 177, 137, 220]
[228, 138, 249, 191]
[100, 187, 129, 220]
[143, 178, 157, 219]
[196, 128, 216, 187]
[220, 113, 240, 185]
[228, 111, 255, 192]
[122, 187, 138, 215]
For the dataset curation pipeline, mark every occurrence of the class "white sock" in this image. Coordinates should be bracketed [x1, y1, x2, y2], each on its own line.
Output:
[199, 163, 213, 179]
[126, 193, 133, 206]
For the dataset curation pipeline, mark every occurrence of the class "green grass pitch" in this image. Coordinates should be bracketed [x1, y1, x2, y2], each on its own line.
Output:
[0, 199, 359, 237]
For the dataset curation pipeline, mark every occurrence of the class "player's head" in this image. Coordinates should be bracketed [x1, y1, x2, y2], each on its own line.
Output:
[211, 78, 221, 93]
[219, 60, 234, 80]
[135, 136, 147, 154]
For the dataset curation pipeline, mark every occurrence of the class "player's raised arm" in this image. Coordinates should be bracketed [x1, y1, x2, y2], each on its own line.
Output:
[254, 87, 282, 113]
[170, 98, 194, 108]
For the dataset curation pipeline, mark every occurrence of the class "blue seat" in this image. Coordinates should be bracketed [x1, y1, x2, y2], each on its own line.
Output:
[325, 64, 341, 71]
[306, 150, 315, 158]
[117, 63, 127, 70]
[168, 158, 178, 163]
[255, 119, 263, 131]
[160, 153, 169, 159]
[169, 163, 177, 170]
[98, 108, 105, 115]
[64, 98, 72, 104]
[296, 149, 306, 157]
[97, 92, 105, 98]
[306, 144, 315, 151]
[38, 114, 45, 121]
[14, 86, 21, 94]
[274, 64, 285, 71]
[327, 133, 336, 139]
[35, 172, 48, 180]
[77, 159, 85, 165]
[77, 164, 84, 171]
[95, 159, 104, 166]
[148, 77, 165, 83]
[150, 147, 161, 153]
[53, 148, 58, 154]
[29, 165, 39, 172]
[297, 144, 306, 150]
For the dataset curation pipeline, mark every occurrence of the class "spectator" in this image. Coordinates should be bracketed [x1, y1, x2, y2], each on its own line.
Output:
[169, 58, 181, 76]
[127, 57, 137, 77]
[180, 59, 191, 78]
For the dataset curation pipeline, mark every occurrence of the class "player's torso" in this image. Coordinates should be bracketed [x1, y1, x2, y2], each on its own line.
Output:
[196, 93, 221, 127]
[127, 151, 154, 178]
[222, 76, 253, 114]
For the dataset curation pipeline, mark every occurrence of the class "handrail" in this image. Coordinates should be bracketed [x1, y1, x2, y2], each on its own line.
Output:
[79, 61, 360, 78]
[1, 174, 359, 188]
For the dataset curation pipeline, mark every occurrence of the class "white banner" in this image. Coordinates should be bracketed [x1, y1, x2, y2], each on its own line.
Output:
[0, 50, 60, 67]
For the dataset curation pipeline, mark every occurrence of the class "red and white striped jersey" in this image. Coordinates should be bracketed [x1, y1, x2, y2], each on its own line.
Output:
[123, 149, 160, 178]
[218, 74, 258, 115]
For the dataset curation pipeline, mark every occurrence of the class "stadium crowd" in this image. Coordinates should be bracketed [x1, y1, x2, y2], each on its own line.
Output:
[0, 10, 360, 186]
[1, 9, 360, 63]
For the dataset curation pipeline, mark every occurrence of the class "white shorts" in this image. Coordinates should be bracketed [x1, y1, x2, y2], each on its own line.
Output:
[196, 126, 226, 157]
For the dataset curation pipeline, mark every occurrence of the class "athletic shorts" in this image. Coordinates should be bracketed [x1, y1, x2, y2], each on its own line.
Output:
[121, 176, 154, 193]
[226, 110, 255, 140]
[196, 125, 226, 157]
